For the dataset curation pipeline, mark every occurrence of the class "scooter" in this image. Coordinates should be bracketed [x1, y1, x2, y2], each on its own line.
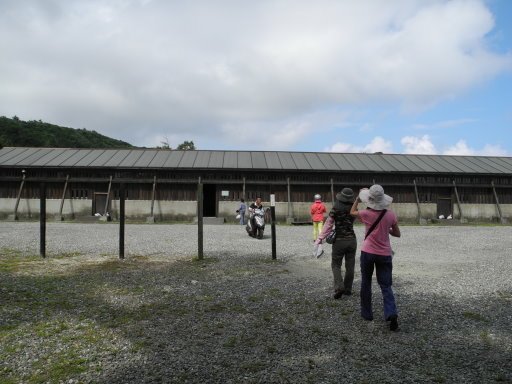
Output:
[246, 208, 266, 239]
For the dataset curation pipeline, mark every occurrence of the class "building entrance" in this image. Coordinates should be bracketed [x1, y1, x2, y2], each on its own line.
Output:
[203, 184, 217, 217]
[437, 197, 452, 218]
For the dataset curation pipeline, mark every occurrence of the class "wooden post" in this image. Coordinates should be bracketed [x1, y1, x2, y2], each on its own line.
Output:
[453, 180, 464, 222]
[104, 175, 112, 218]
[287, 177, 292, 222]
[13, 172, 26, 220]
[150, 175, 157, 217]
[413, 179, 423, 224]
[40, 182, 46, 258]
[119, 183, 125, 259]
[58, 174, 69, 221]
[197, 178, 204, 260]
[491, 181, 504, 224]
[330, 178, 335, 206]
[270, 194, 276, 260]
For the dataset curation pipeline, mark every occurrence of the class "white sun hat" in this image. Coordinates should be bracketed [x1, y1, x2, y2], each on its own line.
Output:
[358, 184, 393, 210]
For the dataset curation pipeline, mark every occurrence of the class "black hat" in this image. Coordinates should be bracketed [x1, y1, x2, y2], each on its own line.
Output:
[336, 188, 354, 203]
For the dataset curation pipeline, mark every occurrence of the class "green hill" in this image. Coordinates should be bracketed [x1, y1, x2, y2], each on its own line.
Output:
[0, 116, 134, 148]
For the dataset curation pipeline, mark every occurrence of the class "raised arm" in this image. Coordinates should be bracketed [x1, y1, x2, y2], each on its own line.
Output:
[389, 222, 401, 238]
[350, 195, 360, 217]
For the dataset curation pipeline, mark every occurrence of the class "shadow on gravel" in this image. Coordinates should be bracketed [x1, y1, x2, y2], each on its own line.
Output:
[1, 255, 511, 383]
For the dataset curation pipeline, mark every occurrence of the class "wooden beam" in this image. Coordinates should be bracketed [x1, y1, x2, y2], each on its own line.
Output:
[104, 175, 112, 217]
[413, 179, 423, 224]
[197, 177, 204, 260]
[453, 180, 464, 222]
[491, 180, 504, 224]
[40, 182, 46, 258]
[13, 172, 26, 220]
[58, 174, 69, 221]
[150, 175, 157, 217]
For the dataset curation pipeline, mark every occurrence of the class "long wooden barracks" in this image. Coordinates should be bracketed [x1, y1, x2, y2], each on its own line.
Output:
[0, 146, 511, 223]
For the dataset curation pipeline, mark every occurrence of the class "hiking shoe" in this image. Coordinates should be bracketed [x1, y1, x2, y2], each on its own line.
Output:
[333, 290, 344, 300]
[389, 315, 399, 331]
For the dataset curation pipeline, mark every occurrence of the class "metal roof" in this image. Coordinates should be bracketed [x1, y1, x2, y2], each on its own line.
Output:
[0, 147, 511, 175]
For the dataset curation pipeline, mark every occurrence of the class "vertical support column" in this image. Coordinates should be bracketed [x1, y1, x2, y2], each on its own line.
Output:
[103, 175, 112, 220]
[197, 177, 204, 260]
[453, 180, 465, 223]
[330, 178, 335, 206]
[150, 176, 157, 216]
[147, 176, 157, 223]
[270, 194, 276, 260]
[119, 183, 126, 260]
[13, 171, 26, 220]
[491, 181, 505, 224]
[242, 176, 246, 200]
[40, 182, 46, 258]
[286, 177, 293, 223]
[58, 174, 69, 221]
[413, 179, 424, 224]
[119, 183, 125, 259]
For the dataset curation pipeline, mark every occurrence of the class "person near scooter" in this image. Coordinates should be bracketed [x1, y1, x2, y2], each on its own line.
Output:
[247, 197, 264, 237]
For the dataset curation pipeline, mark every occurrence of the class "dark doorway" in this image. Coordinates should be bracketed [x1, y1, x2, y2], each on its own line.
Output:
[93, 192, 110, 215]
[203, 184, 217, 217]
[437, 197, 452, 218]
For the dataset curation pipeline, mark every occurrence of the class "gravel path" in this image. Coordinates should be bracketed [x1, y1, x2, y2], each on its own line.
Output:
[1, 222, 511, 383]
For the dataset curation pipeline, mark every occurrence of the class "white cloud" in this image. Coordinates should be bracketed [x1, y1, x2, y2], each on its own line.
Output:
[325, 136, 393, 153]
[0, 0, 510, 148]
[442, 140, 509, 156]
[400, 135, 509, 156]
[442, 140, 474, 155]
[401, 135, 437, 154]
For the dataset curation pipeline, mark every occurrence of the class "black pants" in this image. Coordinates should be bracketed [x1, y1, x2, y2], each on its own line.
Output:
[331, 237, 357, 293]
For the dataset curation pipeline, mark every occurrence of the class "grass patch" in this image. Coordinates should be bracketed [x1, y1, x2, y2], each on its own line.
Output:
[0, 319, 127, 384]
[497, 291, 512, 300]
[463, 311, 488, 322]
[479, 330, 493, 346]
[0, 248, 41, 272]
[240, 360, 266, 373]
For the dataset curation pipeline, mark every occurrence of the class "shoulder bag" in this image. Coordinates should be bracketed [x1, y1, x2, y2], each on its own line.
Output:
[364, 209, 387, 240]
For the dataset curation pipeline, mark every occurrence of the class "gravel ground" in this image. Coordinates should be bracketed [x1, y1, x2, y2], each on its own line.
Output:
[0, 222, 511, 383]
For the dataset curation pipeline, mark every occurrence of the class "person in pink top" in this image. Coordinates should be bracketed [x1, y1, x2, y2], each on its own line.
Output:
[350, 184, 401, 331]
[310, 194, 327, 242]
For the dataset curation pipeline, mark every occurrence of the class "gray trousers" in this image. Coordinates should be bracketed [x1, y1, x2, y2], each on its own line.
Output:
[331, 237, 357, 293]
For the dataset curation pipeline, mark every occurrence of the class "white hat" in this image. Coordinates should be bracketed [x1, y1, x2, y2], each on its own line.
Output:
[358, 184, 392, 210]
[314, 194, 321, 201]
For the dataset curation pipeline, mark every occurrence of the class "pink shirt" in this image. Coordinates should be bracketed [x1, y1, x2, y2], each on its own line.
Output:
[359, 209, 397, 256]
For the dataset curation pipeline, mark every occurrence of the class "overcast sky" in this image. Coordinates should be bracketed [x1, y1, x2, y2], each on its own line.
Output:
[1, 0, 511, 155]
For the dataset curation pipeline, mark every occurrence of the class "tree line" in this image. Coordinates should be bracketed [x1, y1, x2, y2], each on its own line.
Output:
[0, 116, 195, 150]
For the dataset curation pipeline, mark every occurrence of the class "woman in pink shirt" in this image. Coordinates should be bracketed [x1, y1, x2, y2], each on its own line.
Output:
[350, 184, 401, 331]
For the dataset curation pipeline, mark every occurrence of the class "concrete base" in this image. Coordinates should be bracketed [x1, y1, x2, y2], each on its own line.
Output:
[196, 217, 225, 225]
[286, 217, 296, 224]
[146, 216, 155, 223]
[7, 214, 17, 221]
[54, 215, 64, 221]
[419, 218, 427, 225]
